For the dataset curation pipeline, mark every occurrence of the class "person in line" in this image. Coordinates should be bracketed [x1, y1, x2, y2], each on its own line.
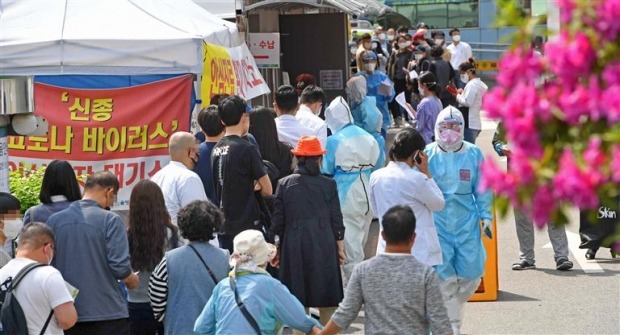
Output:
[294, 73, 316, 97]
[194, 106, 225, 204]
[151, 132, 206, 227]
[358, 51, 395, 138]
[387, 34, 413, 126]
[23, 160, 81, 224]
[355, 33, 373, 73]
[452, 59, 488, 144]
[48, 171, 139, 335]
[0, 193, 23, 267]
[321, 96, 381, 284]
[149, 200, 229, 335]
[127, 180, 180, 335]
[416, 71, 444, 144]
[0, 223, 78, 334]
[274, 85, 315, 148]
[492, 124, 574, 270]
[319, 206, 452, 335]
[297, 85, 328, 147]
[447, 28, 473, 89]
[194, 229, 322, 335]
[212, 95, 272, 253]
[412, 45, 432, 74]
[370, 128, 444, 267]
[270, 136, 345, 330]
[429, 45, 457, 108]
[424, 106, 493, 335]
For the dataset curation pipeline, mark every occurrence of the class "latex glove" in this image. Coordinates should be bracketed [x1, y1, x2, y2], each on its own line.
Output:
[481, 219, 492, 239]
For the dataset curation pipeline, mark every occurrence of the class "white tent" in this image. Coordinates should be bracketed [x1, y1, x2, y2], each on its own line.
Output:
[0, 0, 239, 75]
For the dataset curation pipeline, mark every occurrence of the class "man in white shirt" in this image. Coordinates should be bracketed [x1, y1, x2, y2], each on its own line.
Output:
[0, 223, 77, 335]
[151, 131, 207, 226]
[297, 85, 328, 147]
[446, 28, 473, 89]
[274, 85, 314, 148]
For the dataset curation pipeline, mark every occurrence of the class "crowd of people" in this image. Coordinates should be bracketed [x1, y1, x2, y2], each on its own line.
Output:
[0, 21, 604, 335]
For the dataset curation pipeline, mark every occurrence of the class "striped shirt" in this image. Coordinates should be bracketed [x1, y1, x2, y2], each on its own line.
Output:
[148, 256, 168, 321]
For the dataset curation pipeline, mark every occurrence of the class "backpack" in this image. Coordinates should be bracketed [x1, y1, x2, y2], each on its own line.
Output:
[0, 263, 53, 335]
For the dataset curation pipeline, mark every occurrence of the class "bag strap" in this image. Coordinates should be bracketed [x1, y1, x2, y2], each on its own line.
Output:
[229, 277, 261, 335]
[39, 311, 53, 335]
[10, 263, 46, 290]
[187, 244, 217, 284]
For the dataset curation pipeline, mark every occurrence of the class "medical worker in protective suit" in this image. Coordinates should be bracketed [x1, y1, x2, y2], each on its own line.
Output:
[321, 96, 382, 284]
[357, 51, 395, 138]
[346, 76, 386, 169]
[424, 106, 493, 335]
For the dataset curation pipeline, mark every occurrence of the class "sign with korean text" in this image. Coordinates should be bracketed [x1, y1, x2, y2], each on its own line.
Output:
[201, 43, 271, 107]
[8, 75, 193, 206]
[320, 70, 344, 90]
[248, 33, 280, 69]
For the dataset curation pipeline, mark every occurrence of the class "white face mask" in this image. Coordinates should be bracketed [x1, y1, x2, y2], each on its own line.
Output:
[434, 38, 444, 45]
[378, 33, 386, 41]
[364, 63, 377, 72]
[350, 47, 358, 55]
[387, 34, 395, 41]
[398, 42, 411, 49]
[452, 35, 461, 42]
[2, 219, 23, 240]
[460, 73, 470, 84]
[414, 54, 423, 60]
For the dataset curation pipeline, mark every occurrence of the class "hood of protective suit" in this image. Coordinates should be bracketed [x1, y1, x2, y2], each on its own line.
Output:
[325, 96, 354, 133]
[346, 76, 367, 105]
[434, 106, 465, 152]
[469, 77, 488, 95]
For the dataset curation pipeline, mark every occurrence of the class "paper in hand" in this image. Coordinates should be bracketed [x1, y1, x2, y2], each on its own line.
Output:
[378, 78, 393, 96]
[65, 280, 79, 299]
[408, 70, 419, 81]
[395, 92, 416, 120]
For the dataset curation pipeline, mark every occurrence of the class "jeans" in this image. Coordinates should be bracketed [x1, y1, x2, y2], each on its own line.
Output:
[128, 302, 164, 335]
[514, 207, 569, 264]
[463, 128, 481, 144]
[65, 318, 129, 335]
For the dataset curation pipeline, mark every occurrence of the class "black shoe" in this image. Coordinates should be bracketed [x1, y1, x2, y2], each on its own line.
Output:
[512, 260, 535, 270]
[585, 248, 598, 260]
[556, 258, 573, 271]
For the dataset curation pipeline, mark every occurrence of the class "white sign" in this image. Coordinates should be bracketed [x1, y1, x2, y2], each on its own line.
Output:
[227, 43, 272, 100]
[248, 33, 280, 68]
[319, 70, 343, 90]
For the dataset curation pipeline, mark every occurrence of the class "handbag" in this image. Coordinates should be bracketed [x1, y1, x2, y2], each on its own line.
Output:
[229, 276, 261, 335]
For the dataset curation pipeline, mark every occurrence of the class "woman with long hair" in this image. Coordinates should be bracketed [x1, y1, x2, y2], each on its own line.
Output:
[416, 71, 443, 144]
[127, 179, 178, 335]
[23, 160, 82, 224]
[454, 58, 488, 144]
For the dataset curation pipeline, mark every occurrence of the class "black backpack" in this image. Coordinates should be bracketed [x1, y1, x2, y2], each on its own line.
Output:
[0, 263, 53, 335]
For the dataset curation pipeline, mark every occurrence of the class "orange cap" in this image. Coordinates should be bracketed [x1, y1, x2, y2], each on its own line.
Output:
[291, 136, 327, 156]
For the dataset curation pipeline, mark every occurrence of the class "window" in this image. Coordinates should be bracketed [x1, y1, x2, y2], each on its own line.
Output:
[389, 0, 479, 29]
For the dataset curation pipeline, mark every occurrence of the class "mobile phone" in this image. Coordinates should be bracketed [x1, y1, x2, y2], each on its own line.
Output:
[446, 85, 458, 95]
[413, 151, 423, 164]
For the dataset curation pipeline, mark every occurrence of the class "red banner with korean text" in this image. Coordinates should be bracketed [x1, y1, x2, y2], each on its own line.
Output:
[8, 75, 193, 207]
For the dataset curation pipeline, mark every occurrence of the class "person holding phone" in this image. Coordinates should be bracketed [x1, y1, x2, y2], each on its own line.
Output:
[369, 128, 445, 267]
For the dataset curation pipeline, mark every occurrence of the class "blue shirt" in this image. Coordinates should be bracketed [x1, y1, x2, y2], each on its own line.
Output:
[416, 96, 443, 144]
[195, 141, 218, 203]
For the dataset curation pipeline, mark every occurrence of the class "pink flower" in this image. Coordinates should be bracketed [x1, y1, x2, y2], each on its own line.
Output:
[595, 0, 620, 41]
[602, 61, 620, 86]
[557, 79, 602, 124]
[553, 149, 602, 209]
[600, 85, 620, 123]
[612, 145, 620, 182]
[508, 149, 536, 184]
[482, 87, 506, 119]
[496, 48, 544, 87]
[480, 159, 519, 203]
[557, 0, 576, 24]
[532, 185, 555, 227]
[583, 137, 607, 168]
[545, 32, 596, 83]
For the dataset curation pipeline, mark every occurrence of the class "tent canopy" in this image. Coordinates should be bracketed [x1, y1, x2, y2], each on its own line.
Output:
[0, 0, 239, 75]
[244, 0, 391, 18]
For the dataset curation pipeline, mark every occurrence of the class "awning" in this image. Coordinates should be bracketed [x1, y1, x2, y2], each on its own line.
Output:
[244, 0, 392, 17]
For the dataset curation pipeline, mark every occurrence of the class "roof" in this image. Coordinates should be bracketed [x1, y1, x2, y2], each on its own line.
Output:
[244, 0, 392, 17]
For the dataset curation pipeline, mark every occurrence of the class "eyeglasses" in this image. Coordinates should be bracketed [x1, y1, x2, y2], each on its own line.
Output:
[438, 121, 462, 130]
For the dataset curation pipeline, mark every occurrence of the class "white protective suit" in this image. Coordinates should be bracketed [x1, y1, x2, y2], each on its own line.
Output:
[424, 106, 493, 335]
[321, 96, 381, 282]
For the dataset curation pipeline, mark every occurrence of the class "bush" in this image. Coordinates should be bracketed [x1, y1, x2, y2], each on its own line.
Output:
[9, 166, 46, 214]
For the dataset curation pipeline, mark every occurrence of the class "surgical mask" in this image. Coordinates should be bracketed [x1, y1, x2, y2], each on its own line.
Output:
[2, 219, 23, 240]
[452, 35, 461, 42]
[350, 47, 358, 55]
[378, 33, 386, 40]
[434, 38, 444, 45]
[364, 63, 376, 72]
[439, 129, 460, 145]
[398, 42, 410, 49]
[45, 244, 54, 265]
[460, 73, 470, 84]
[414, 54, 423, 60]
[387, 34, 395, 41]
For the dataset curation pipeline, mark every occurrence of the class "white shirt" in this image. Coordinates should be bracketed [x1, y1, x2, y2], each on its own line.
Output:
[456, 77, 488, 130]
[275, 114, 315, 148]
[369, 161, 445, 266]
[295, 105, 328, 148]
[151, 161, 207, 226]
[447, 41, 473, 70]
[0, 258, 74, 335]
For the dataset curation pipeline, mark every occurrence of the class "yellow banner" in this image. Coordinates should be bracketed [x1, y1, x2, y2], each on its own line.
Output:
[201, 43, 237, 107]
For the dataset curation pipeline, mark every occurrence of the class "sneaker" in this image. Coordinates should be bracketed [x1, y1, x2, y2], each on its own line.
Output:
[556, 258, 573, 271]
[512, 260, 536, 270]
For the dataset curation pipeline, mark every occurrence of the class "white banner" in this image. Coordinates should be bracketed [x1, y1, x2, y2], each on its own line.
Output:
[228, 43, 272, 101]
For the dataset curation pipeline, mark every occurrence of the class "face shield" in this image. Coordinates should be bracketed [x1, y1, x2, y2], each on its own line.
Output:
[435, 106, 465, 151]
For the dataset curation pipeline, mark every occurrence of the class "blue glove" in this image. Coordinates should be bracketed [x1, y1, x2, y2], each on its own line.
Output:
[482, 219, 492, 239]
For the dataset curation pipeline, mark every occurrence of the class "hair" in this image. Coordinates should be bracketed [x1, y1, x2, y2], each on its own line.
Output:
[295, 73, 316, 96]
[430, 45, 444, 58]
[459, 58, 477, 75]
[198, 105, 224, 137]
[388, 128, 427, 161]
[361, 33, 372, 40]
[415, 22, 429, 29]
[210, 94, 230, 107]
[418, 71, 442, 96]
[274, 85, 299, 113]
[296, 156, 322, 176]
[128, 180, 178, 272]
[18, 222, 54, 250]
[177, 200, 223, 242]
[39, 160, 81, 204]
[396, 35, 408, 43]
[396, 26, 408, 34]
[449, 28, 460, 36]
[0, 192, 21, 214]
[84, 171, 119, 192]
[249, 107, 291, 164]
[431, 30, 445, 38]
[218, 95, 248, 126]
[381, 205, 416, 244]
[300, 85, 326, 105]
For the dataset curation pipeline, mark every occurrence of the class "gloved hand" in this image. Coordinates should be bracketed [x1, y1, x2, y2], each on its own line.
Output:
[482, 219, 492, 239]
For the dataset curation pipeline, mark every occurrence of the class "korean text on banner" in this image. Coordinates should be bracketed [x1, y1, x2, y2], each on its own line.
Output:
[8, 75, 193, 206]
[228, 43, 271, 102]
[201, 43, 237, 107]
